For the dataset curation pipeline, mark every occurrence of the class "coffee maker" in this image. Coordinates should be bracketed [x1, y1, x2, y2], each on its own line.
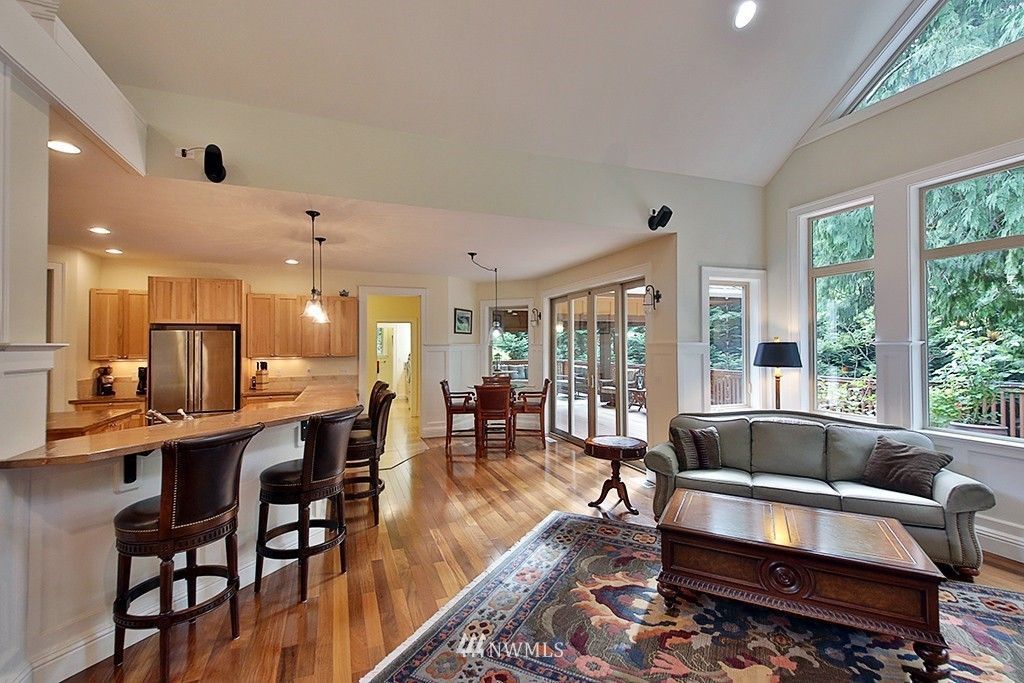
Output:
[95, 366, 115, 396]
[136, 366, 148, 396]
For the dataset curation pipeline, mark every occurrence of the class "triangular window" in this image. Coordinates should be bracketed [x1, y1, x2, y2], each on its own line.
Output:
[850, 0, 1024, 113]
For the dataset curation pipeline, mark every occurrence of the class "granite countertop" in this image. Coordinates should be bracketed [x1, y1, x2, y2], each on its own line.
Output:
[2, 383, 360, 469]
[241, 377, 353, 398]
[46, 407, 142, 441]
[69, 395, 147, 405]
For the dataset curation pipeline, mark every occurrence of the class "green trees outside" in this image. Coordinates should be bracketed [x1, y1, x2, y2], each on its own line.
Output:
[709, 300, 743, 372]
[858, 0, 1024, 110]
[810, 162, 1024, 429]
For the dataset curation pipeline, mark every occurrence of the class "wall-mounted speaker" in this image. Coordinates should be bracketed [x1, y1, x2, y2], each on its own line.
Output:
[204, 144, 226, 183]
[648, 205, 672, 230]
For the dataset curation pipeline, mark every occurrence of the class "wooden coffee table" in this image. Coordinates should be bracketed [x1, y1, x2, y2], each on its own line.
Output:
[657, 489, 949, 682]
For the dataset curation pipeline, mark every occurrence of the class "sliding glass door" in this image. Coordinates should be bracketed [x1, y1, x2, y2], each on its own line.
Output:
[550, 280, 646, 444]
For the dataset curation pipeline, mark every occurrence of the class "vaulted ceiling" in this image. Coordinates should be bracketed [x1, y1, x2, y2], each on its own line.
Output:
[58, 0, 913, 186]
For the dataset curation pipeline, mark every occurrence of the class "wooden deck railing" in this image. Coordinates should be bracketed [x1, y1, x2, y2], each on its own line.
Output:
[710, 369, 744, 405]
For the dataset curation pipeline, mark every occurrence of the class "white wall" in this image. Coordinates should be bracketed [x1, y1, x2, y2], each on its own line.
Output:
[765, 52, 1024, 562]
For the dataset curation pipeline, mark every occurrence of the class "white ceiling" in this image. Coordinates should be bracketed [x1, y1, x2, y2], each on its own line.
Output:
[48, 113, 650, 282]
[57, 0, 912, 186]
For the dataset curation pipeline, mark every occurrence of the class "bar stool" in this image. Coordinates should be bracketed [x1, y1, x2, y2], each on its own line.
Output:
[354, 380, 389, 431]
[344, 391, 396, 526]
[254, 406, 361, 603]
[112, 424, 265, 683]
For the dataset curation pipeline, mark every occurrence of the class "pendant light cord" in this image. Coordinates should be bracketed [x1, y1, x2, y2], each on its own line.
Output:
[468, 252, 500, 333]
[305, 210, 321, 297]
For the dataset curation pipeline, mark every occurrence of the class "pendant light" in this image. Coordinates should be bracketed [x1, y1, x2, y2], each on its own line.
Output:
[301, 210, 326, 322]
[314, 236, 330, 324]
[468, 252, 502, 339]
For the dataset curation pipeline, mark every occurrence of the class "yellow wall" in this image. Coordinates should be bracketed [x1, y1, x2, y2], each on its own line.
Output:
[365, 295, 421, 417]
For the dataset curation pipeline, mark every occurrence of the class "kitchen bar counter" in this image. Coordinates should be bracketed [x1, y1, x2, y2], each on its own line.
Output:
[46, 407, 141, 441]
[1, 382, 359, 469]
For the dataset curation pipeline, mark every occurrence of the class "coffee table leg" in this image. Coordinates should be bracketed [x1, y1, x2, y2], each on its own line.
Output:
[902, 642, 949, 682]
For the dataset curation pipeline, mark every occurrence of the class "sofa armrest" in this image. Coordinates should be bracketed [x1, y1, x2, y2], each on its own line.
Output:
[644, 442, 679, 478]
[932, 469, 996, 514]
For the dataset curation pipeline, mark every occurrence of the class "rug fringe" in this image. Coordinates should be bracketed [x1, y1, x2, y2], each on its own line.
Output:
[359, 509, 572, 682]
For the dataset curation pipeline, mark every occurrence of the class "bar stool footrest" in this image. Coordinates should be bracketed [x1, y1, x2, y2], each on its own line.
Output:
[344, 475, 385, 500]
[257, 519, 346, 560]
[113, 565, 236, 630]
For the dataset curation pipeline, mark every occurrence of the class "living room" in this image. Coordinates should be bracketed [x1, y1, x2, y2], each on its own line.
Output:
[0, 1, 1022, 681]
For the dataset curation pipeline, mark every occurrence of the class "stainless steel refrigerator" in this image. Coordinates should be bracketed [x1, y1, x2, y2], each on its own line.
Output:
[149, 326, 240, 416]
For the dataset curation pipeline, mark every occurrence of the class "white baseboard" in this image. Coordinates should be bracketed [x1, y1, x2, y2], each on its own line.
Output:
[28, 530, 325, 683]
[977, 515, 1024, 564]
[421, 420, 445, 438]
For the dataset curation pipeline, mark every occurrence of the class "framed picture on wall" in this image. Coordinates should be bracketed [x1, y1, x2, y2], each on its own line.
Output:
[454, 308, 473, 335]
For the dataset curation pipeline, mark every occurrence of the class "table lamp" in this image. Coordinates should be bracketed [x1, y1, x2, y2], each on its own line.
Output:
[753, 338, 802, 409]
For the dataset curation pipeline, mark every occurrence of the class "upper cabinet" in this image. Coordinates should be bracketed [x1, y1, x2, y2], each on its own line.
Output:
[196, 278, 244, 324]
[245, 293, 358, 358]
[89, 289, 149, 361]
[149, 277, 243, 325]
[325, 296, 358, 357]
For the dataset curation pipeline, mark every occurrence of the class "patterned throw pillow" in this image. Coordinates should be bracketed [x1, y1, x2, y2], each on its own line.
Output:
[861, 435, 952, 498]
[669, 426, 701, 470]
[689, 426, 722, 470]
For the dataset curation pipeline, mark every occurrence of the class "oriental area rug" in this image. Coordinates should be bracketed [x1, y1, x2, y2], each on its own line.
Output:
[362, 512, 1023, 682]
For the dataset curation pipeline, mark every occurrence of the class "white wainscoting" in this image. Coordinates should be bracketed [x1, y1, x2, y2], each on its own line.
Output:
[422, 343, 481, 438]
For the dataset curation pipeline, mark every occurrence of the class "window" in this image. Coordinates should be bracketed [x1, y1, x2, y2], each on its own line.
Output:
[708, 284, 748, 407]
[852, 0, 1024, 113]
[490, 308, 529, 384]
[809, 204, 877, 416]
[923, 162, 1024, 439]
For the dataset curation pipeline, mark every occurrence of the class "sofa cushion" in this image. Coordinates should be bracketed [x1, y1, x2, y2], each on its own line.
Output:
[750, 418, 826, 479]
[826, 425, 935, 482]
[671, 416, 750, 471]
[669, 427, 701, 470]
[675, 467, 752, 498]
[832, 481, 946, 529]
[861, 436, 952, 498]
[751, 473, 842, 510]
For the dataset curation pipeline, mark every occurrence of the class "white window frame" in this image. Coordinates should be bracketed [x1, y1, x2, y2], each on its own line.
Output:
[479, 298, 535, 381]
[918, 160, 1024, 440]
[799, 0, 1024, 147]
[700, 267, 767, 411]
[793, 198, 878, 418]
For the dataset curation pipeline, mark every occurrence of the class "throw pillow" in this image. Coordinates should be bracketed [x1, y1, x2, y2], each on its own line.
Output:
[861, 435, 952, 498]
[689, 426, 722, 470]
[669, 426, 701, 470]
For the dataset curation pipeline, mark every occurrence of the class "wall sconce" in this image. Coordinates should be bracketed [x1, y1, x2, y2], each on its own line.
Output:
[530, 307, 542, 326]
[643, 284, 662, 311]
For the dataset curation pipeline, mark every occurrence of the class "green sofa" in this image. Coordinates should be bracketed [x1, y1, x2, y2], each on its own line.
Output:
[644, 411, 997, 577]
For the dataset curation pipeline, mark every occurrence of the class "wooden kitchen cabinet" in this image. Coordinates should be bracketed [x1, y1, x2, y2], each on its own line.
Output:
[197, 278, 244, 324]
[325, 296, 359, 357]
[149, 277, 243, 324]
[89, 289, 149, 361]
[148, 277, 197, 323]
[300, 313, 331, 357]
[246, 294, 275, 357]
[273, 296, 302, 357]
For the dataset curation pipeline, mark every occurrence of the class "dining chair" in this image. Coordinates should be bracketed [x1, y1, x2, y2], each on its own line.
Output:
[474, 384, 513, 458]
[512, 378, 551, 448]
[441, 380, 476, 457]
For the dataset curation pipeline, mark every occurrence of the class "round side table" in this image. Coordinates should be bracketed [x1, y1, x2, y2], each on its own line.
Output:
[583, 435, 647, 515]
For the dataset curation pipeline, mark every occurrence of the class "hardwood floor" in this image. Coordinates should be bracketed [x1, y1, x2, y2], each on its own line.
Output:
[69, 433, 1022, 682]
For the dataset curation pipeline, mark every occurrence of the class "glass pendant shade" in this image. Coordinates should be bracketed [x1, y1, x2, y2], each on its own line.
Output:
[490, 320, 503, 339]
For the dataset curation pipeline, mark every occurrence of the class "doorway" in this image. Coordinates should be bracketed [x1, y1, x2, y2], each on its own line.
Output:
[376, 322, 413, 401]
[550, 279, 647, 444]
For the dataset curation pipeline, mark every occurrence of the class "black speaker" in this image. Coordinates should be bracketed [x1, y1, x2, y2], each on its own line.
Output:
[204, 144, 226, 183]
[648, 205, 672, 230]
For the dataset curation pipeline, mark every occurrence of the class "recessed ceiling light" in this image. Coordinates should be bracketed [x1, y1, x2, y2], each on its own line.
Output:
[47, 140, 81, 154]
[284, 258, 300, 265]
[734, 0, 757, 28]
[105, 248, 123, 255]
[89, 226, 111, 235]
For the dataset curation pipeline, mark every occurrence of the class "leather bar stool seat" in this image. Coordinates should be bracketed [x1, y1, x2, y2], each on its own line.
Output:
[259, 459, 304, 489]
[349, 429, 374, 445]
[112, 424, 264, 683]
[255, 406, 362, 603]
[113, 496, 161, 533]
